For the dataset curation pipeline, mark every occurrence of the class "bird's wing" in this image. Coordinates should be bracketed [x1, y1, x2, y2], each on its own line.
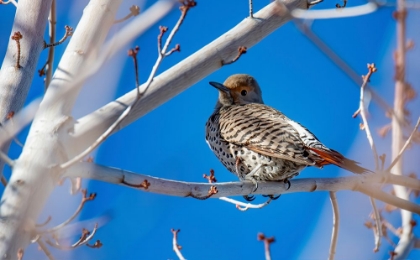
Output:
[218, 103, 317, 166]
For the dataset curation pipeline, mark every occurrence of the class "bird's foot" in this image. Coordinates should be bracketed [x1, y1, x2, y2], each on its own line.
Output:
[243, 195, 256, 201]
[262, 194, 281, 200]
[284, 179, 291, 190]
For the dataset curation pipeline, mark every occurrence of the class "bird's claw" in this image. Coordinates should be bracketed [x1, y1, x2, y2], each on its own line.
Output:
[243, 195, 256, 201]
[284, 179, 291, 190]
[262, 194, 281, 200]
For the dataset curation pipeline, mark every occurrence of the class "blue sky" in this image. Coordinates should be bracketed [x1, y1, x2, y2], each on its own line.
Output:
[1, 0, 419, 259]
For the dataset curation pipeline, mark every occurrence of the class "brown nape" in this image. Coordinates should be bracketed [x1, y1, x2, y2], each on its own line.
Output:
[309, 147, 372, 174]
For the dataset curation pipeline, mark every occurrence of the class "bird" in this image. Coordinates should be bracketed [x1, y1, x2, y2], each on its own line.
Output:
[205, 74, 370, 200]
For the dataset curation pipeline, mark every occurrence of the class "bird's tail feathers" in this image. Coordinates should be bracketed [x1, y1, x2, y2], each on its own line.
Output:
[308, 147, 371, 174]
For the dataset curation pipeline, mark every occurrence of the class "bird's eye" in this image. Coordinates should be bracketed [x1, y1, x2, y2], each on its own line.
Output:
[241, 90, 247, 96]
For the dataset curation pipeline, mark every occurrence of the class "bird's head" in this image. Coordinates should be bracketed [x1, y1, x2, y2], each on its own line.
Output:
[209, 74, 264, 109]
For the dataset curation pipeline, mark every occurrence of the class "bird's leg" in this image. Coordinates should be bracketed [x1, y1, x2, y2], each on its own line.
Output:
[236, 157, 255, 201]
[244, 163, 262, 192]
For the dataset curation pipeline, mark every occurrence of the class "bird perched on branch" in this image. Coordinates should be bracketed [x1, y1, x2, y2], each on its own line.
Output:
[205, 74, 369, 200]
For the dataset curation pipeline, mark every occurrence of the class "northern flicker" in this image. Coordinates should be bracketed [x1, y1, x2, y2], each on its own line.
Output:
[205, 74, 369, 199]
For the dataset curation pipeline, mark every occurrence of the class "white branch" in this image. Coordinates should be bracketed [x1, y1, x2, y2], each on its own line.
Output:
[369, 197, 382, 252]
[0, 0, 123, 255]
[328, 192, 339, 260]
[64, 162, 420, 214]
[69, 0, 310, 156]
[292, 2, 378, 19]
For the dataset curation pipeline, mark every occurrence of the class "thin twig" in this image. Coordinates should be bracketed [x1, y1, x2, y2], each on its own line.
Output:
[37, 239, 55, 260]
[328, 192, 339, 260]
[0, 0, 18, 6]
[221, 46, 247, 65]
[36, 216, 52, 227]
[45, 223, 99, 250]
[370, 197, 382, 252]
[0, 151, 14, 167]
[392, 1, 412, 257]
[294, 22, 403, 126]
[1, 176, 7, 186]
[59, 2, 195, 170]
[257, 233, 275, 260]
[17, 248, 23, 260]
[114, 5, 140, 24]
[171, 229, 185, 260]
[45, 0, 56, 90]
[359, 63, 379, 170]
[44, 25, 73, 49]
[249, 0, 253, 18]
[219, 196, 272, 211]
[40, 189, 96, 234]
[128, 46, 140, 90]
[387, 117, 420, 172]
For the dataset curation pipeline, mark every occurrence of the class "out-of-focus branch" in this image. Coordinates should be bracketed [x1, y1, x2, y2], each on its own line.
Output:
[294, 22, 403, 126]
[328, 192, 339, 260]
[59, 1, 193, 170]
[292, 2, 377, 19]
[114, 5, 140, 24]
[387, 117, 420, 172]
[0, 0, 18, 6]
[0, 0, 53, 180]
[392, 0, 413, 258]
[171, 229, 185, 260]
[258, 233, 275, 260]
[370, 197, 382, 252]
[357, 63, 383, 251]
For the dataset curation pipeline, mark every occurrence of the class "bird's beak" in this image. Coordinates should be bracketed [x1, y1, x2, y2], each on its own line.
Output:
[209, 81, 229, 93]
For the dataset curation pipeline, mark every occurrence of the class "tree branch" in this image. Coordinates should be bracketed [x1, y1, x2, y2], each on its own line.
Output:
[64, 162, 420, 214]
[328, 192, 339, 260]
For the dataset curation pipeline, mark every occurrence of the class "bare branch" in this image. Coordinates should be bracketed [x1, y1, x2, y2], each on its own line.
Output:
[72, 0, 311, 155]
[387, 117, 420, 172]
[359, 63, 379, 170]
[221, 46, 247, 65]
[17, 248, 23, 260]
[114, 5, 140, 24]
[40, 189, 96, 234]
[370, 198, 382, 252]
[294, 22, 400, 125]
[292, 2, 377, 19]
[59, 2, 193, 170]
[0, 0, 18, 6]
[43, 25, 73, 49]
[45, 223, 99, 250]
[65, 163, 420, 213]
[328, 192, 339, 260]
[127, 46, 140, 89]
[249, 0, 253, 18]
[258, 233, 275, 260]
[45, 0, 56, 90]
[36, 239, 54, 260]
[171, 229, 185, 260]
